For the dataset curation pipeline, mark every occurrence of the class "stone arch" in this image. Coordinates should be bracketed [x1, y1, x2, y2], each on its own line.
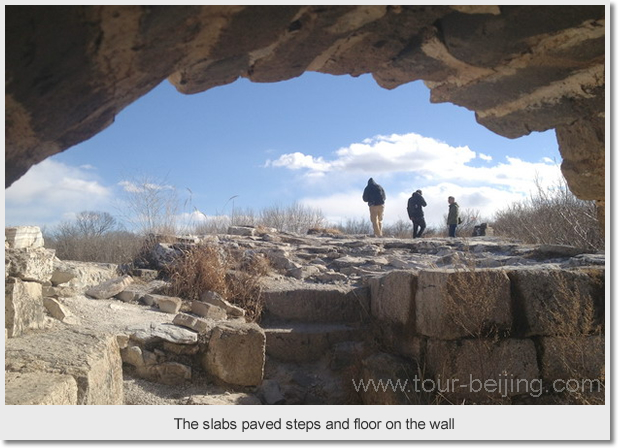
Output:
[5, 5, 605, 224]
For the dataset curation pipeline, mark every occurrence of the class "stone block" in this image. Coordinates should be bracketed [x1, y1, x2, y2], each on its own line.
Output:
[5, 226, 44, 249]
[130, 323, 198, 345]
[539, 335, 604, 382]
[6, 247, 55, 283]
[264, 284, 370, 323]
[86, 275, 133, 300]
[136, 362, 192, 385]
[172, 312, 216, 334]
[50, 269, 76, 286]
[116, 334, 130, 349]
[52, 259, 117, 289]
[43, 297, 71, 322]
[191, 301, 227, 320]
[5, 328, 124, 405]
[227, 226, 256, 236]
[369, 270, 417, 327]
[5, 371, 78, 405]
[368, 270, 418, 355]
[121, 345, 145, 367]
[163, 341, 200, 356]
[116, 289, 141, 303]
[359, 352, 423, 405]
[263, 323, 365, 363]
[157, 295, 182, 314]
[416, 269, 511, 339]
[203, 321, 265, 386]
[508, 268, 603, 336]
[425, 338, 539, 402]
[5, 278, 45, 338]
[200, 291, 245, 317]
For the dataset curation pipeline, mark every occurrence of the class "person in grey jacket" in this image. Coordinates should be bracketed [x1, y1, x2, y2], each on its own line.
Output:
[447, 196, 460, 237]
[362, 178, 386, 237]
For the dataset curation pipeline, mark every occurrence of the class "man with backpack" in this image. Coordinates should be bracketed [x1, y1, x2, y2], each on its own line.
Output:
[362, 178, 386, 237]
[407, 189, 427, 238]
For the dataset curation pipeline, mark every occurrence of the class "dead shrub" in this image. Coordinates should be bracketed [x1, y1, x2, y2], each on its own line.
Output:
[163, 244, 270, 322]
[225, 252, 271, 322]
[492, 175, 603, 251]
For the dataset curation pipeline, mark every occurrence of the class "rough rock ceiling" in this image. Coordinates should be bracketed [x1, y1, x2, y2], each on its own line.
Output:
[5, 5, 605, 222]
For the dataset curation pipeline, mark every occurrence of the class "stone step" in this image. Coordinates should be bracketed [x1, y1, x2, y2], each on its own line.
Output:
[5, 328, 124, 405]
[262, 284, 370, 324]
[262, 321, 368, 363]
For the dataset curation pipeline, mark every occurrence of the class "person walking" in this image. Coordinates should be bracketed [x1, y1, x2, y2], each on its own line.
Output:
[407, 189, 427, 238]
[447, 196, 460, 237]
[362, 178, 386, 237]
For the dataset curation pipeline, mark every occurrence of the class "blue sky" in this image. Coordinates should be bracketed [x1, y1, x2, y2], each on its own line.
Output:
[5, 72, 563, 231]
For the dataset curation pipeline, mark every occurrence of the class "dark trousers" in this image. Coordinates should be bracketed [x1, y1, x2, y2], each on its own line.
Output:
[448, 224, 457, 237]
[412, 217, 426, 238]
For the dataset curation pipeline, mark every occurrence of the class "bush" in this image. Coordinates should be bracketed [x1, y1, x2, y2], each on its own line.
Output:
[331, 218, 373, 235]
[191, 202, 325, 235]
[163, 244, 270, 322]
[492, 177, 603, 251]
[44, 211, 144, 263]
[258, 202, 325, 234]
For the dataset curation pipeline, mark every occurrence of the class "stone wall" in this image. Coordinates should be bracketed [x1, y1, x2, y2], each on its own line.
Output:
[5, 226, 605, 405]
[5, 227, 124, 405]
[366, 266, 605, 404]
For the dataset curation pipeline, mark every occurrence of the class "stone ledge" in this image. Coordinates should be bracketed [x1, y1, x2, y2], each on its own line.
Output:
[5, 328, 124, 405]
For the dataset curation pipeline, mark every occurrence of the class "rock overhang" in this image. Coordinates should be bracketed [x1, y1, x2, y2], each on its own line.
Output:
[5, 6, 605, 223]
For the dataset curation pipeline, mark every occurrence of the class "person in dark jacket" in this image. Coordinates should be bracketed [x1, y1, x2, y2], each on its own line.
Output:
[447, 196, 460, 237]
[362, 178, 386, 237]
[407, 189, 427, 238]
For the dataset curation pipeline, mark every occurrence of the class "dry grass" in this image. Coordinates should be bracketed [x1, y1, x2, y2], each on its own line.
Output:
[307, 227, 343, 236]
[444, 251, 510, 339]
[163, 244, 271, 322]
[537, 270, 604, 404]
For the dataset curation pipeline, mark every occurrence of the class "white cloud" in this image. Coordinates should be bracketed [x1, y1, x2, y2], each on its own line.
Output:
[267, 133, 478, 177]
[267, 131, 562, 195]
[300, 191, 370, 225]
[118, 180, 175, 193]
[265, 152, 331, 172]
[5, 159, 112, 227]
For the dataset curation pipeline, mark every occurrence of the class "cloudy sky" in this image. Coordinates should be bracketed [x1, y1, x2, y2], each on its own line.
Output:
[5, 72, 563, 232]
